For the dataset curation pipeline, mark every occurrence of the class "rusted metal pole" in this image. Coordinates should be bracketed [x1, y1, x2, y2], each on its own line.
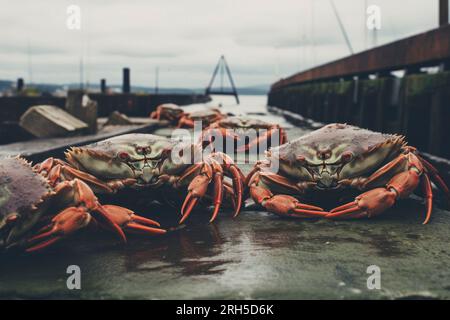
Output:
[440, 0, 449, 26]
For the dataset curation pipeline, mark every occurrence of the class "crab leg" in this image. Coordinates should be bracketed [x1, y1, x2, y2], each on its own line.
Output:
[35, 157, 115, 193]
[421, 174, 433, 224]
[248, 170, 325, 217]
[26, 207, 92, 252]
[57, 179, 126, 240]
[250, 185, 326, 218]
[209, 159, 224, 222]
[26, 179, 130, 252]
[179, 152, 243, 223]
[237, 127, 283, 152]
[202, 128, 239, 147]
[180, 163, 214, 223]
[417, 155, 450, 203]
[211, 152, 244, 216]
[177, 116, 195, 128]
[26, 200, 165, 252]
[180, 160, 226, 223]
[101, 205, 166, 235]
[327, 153, 425, 221]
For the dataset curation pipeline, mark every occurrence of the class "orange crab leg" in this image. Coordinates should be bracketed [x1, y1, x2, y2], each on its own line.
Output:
[228, 165, 243, 217]
[26, 207, 92, 252]
[61, 163, 114, 193]
[100, 205, 165, 235]
[177, 117, 195, 128]
[328, 156, 423, 220]
[202, 128, 239, 145]
[362, 154, 408, 188]
[326, 187, 398, 219]
[209, 161, 224, 222]
[258, 171, 305, 194]
[421, 174, 433, 225]
[180, 163, 212, 222]
[237, 127, 285, 152]
[250, 183, 326, 218]
[212, 153, 244, 216]
[150, 109, 160, 119]
[180, 197, 199, 224]
[418, 155, 450, 202]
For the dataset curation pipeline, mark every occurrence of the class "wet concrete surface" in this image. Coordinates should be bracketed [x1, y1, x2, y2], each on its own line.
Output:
[1, 198, 450, 299]
[1, 95, 450, 299]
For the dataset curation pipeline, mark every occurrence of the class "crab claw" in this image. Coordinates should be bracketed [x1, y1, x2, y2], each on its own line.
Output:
[180, 171, 211, 224]
[179, 152, 244, 224]
[26, 207, 92, 252]
[263, 194, 327, 218]
[249, 182, 326, 218]
[101, 205, 166, 235]
[327, 187, 397, 219]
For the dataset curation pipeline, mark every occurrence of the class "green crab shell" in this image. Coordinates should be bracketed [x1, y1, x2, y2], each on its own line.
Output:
[66, 134, 193, 181]
[270, 123, 406, 181]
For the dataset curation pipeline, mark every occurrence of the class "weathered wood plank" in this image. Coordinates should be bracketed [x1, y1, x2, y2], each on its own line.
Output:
[0, 118, 167, 162]
[19, 105, 88, 138]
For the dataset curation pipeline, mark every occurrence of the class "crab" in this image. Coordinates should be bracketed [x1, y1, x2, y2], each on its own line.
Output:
[150, 103, 185, 126]
[0, 157, 165, 253]
[201, 116, 287, 152]
[246, 123, 450, 223]
[34, 134, 244, 226]
[177, 108, 226, 129]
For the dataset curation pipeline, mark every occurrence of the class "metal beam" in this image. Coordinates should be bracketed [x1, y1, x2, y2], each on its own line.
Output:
[440, 0, 449, 27]
[205, 56, 240, 104]
[272, 25, 450, 90]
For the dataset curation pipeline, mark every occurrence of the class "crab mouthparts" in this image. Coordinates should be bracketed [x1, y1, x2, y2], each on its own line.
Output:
[316, 171, 338, 189]
[139, 167, 156, 184]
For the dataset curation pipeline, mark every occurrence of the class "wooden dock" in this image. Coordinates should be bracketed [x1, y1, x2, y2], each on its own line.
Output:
[268, 25, 450, 161]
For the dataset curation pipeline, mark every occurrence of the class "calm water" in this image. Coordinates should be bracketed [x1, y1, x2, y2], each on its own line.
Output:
[186, 94, 292, 127]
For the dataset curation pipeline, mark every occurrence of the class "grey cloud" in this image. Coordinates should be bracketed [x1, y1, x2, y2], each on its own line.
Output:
[0, 44, 68, 55]
[0, 0, 439, 87]
[100, 48, 179, 59]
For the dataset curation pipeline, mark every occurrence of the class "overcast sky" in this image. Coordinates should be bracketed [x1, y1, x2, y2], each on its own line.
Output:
[0, 0, 441, 88]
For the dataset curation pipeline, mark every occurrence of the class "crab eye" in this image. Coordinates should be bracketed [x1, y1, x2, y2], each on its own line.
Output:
[118, 152, 130, 160]
[341, 151, 354, 163]
[136, 146, 151, 154]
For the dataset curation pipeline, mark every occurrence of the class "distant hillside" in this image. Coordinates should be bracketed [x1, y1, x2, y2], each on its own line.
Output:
[0, 80, 269, 96]
[0, 80, 13, 91]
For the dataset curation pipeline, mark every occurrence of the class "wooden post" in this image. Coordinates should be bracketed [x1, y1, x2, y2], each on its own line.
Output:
[66, 90, 98, 134]
[101, 79, 106, 94]
[17, 78, 24, 92]
[429, 91, 442, 155]
[123, 68, 130, 93]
